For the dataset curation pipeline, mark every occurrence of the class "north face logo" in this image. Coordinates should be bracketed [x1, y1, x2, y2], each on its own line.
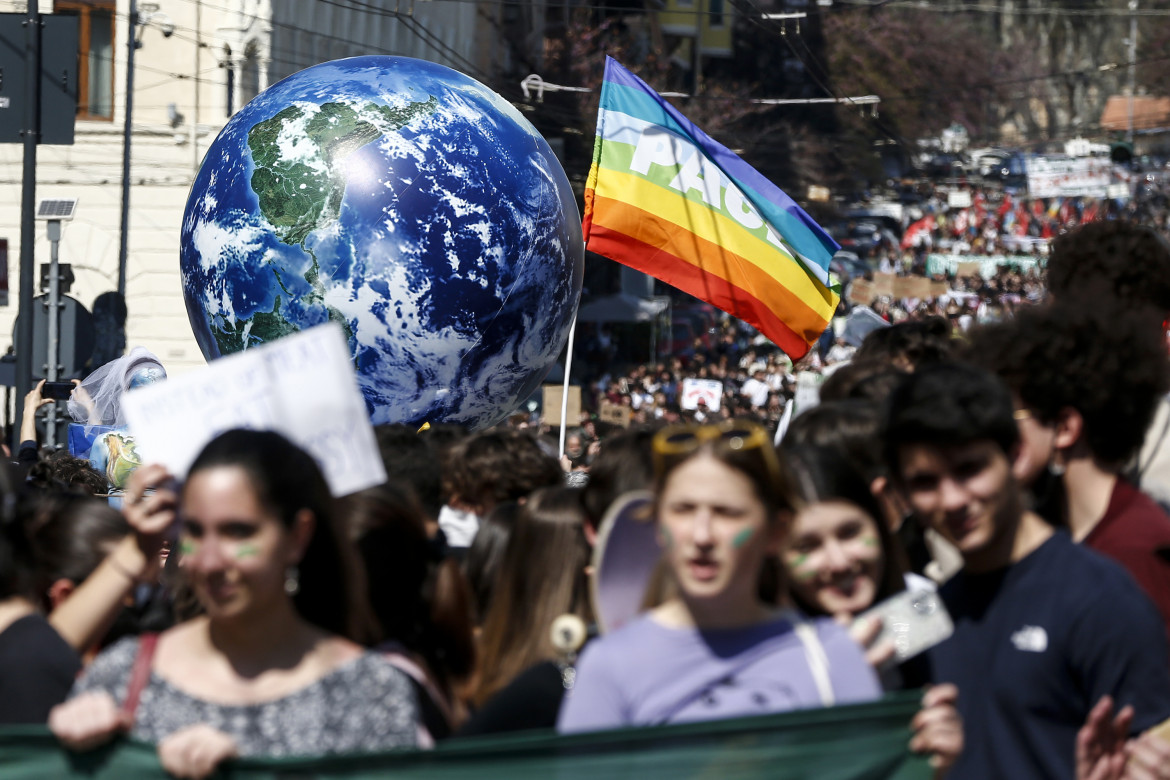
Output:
[1011, 625, 1048, 653]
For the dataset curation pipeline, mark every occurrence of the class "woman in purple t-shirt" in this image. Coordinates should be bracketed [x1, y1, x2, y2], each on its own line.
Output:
[557, 421, 960, 773]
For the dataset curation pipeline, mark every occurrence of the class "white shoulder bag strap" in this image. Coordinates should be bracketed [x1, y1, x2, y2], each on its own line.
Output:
[792, 614, 836, 708]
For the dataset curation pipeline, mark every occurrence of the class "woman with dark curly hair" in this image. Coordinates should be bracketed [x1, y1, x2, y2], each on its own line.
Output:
[439, 429, 563, 549]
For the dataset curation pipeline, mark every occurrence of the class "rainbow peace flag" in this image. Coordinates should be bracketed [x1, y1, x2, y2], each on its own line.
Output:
[583, 57, 840, 359]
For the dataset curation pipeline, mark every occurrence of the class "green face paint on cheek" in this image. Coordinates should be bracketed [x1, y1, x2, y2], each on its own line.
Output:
[659, 527, 673, 549]
[787, 553, 818, 582]
[235, 543, 260, 560]
[731, 528, 755, 549]
[179, 540, 196, 556]
[861, 535, 879, 548]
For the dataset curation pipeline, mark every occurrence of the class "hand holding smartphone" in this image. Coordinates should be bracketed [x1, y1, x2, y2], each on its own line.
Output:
[854, 587, 954, 664]
[41, 381, 75, 401]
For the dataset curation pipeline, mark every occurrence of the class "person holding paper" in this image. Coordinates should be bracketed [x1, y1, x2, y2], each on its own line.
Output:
[49, 430, 420, 779]
[780, 444, 936, 688]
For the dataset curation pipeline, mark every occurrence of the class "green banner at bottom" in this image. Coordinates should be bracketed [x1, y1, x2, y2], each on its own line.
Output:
[0, 692, 929, 779]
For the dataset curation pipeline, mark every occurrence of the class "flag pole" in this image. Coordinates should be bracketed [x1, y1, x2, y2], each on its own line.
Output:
[559, 317, 577, 456]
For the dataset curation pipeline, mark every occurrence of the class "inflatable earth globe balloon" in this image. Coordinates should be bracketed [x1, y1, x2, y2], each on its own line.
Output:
[180, 56, 583, 429]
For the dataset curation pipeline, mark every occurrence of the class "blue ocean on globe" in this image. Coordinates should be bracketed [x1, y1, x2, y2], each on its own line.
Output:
[180, 56, 583, 429]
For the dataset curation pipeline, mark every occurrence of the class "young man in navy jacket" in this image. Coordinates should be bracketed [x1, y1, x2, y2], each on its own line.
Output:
[884, 363, 1170, 780]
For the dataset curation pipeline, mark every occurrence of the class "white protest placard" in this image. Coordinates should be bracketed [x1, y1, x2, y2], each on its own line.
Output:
[947, 190, 972, 209]
[793, 371, 822, 417]
[681, 378, 723, 411]
[123, 323, 386, 497]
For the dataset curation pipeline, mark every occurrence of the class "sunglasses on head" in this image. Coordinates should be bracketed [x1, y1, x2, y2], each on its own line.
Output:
[652, 420, 772, 457]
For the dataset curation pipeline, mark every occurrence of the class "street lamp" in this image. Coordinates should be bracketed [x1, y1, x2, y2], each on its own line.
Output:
[35, 197, 78, 447]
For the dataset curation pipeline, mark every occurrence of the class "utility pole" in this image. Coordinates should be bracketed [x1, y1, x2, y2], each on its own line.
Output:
[1128, 0, 1137, 146]
[191, 0, 201, 172]
[691, 0, 702, 96]
[118, 0, 138, 299]
[14, 2, 41, 446]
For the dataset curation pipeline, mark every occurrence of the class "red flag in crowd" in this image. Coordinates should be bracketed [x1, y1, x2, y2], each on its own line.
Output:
[901, 215, 935, 250]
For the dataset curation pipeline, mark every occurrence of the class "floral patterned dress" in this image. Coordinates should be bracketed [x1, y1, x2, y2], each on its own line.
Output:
[72, 636, 419, 757]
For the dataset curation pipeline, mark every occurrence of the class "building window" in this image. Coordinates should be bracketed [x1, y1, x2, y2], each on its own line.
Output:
[55, 1, 115, 120]
[240, 39, 261, 107]
[710, 0, 725, 27]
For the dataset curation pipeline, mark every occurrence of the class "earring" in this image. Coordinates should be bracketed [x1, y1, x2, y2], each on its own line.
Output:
[284, 565, 300, 596]
[1049, 450, 1066, 477]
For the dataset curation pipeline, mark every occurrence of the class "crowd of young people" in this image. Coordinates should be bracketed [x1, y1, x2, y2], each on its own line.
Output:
[1, 219, 1170, 779]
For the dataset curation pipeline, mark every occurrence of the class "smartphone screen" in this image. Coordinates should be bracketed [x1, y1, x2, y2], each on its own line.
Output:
[42, 381, 74, 400]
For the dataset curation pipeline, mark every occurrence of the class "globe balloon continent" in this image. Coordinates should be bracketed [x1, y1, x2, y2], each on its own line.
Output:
[180, 56, 583, 429]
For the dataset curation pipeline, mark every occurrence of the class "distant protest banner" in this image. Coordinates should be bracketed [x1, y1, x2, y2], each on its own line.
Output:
[122, 323, 384, 497]
[892, 276, 913, 299]
[927, 254, 1044, 279]
[0, 693, 932, 779]
[681, 378, 723, 411]
[1025, 155, 1112, 199]
[908, 276, 933, 299]
[848, 278, 875, 306]
[930, 280, 950, 298]
[873, 272, 896, 298]
[542, 385, 582, 427]
[893, 276, 931, 300]
[599, 399, 632, 428]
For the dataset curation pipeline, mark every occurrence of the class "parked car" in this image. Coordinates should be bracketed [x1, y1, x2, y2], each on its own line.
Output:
[830, 251, 871, 284]
[827, 221, 898, 260]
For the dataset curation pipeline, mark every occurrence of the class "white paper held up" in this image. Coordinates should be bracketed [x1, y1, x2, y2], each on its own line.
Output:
[122, 323, 386, 497]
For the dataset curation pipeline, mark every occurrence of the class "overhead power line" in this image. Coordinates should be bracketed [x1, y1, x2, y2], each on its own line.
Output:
[832, 0, 1170, 16]
[519, 73, 880, 110]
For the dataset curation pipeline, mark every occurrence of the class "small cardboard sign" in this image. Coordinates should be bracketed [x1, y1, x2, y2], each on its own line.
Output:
[893, 275, 932, 299]
[908, 275, 933, 299]
[599, 400, 631, 428]
[122, 323, 386, 497]
[872, 272, 896, 298]
[947, 190, 972, 209]
[957, 261, 982, 277]
[542, 385, 582, 427]
[892, 276, 914, 299]
[930, 280, 950, 298]
[680, 378, 723, 411]
[807, 185, 831, 202]
[848, 278, 875, 306]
